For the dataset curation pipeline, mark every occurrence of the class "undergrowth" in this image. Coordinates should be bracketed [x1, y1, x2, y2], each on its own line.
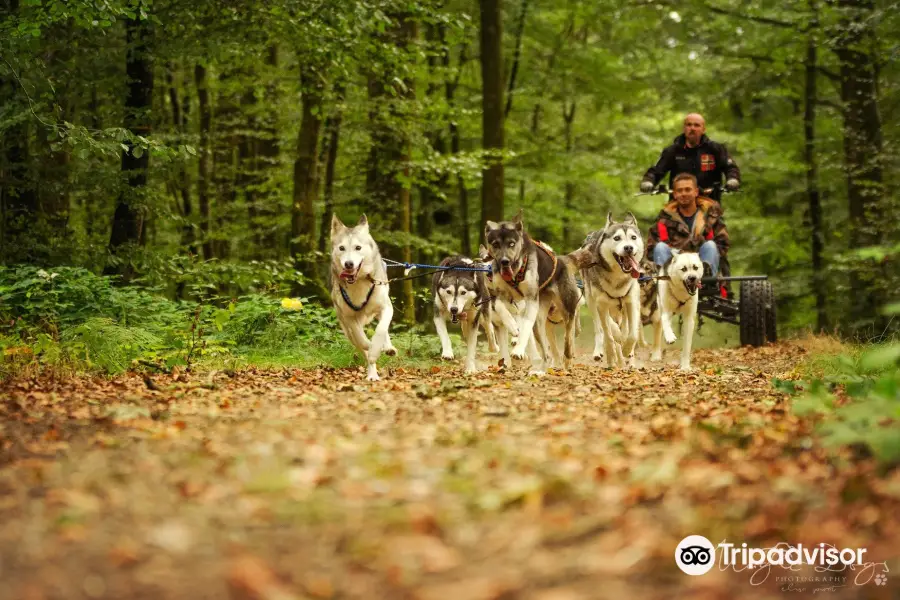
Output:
[776, 331, 900, 469]
[0, 265, 444, 379]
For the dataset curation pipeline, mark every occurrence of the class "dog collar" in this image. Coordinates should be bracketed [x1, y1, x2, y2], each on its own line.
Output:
[340, 282, 376, 312]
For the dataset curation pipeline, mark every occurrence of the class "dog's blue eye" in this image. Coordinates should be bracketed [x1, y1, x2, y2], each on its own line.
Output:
[631, 236, 636, 240]
[508, 242, 514, 248]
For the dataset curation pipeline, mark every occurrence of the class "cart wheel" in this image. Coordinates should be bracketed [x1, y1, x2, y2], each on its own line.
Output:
[765, 283, 777, 343]
[739, 280, 771, 347]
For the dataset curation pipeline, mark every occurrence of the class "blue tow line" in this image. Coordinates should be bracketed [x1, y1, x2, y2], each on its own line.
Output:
[382, 258, 492, 273]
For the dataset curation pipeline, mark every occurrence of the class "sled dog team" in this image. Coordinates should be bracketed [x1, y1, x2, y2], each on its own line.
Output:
[330, 209, 704, 381]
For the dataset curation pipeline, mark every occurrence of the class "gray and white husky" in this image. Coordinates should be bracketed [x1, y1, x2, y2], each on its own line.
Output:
[484, 210, 581, 373]
[647, 249, 703, 371]
[569, 212, 644, 368]
[330, 214, 397, 381]
[432, 256, 512, 373]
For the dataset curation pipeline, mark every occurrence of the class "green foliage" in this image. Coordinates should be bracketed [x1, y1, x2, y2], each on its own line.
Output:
[0, 266, 430, 377]
[779, 344, 900, 467]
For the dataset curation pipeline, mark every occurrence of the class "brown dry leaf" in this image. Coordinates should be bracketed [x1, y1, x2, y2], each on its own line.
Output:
[227, 554, 301, 600]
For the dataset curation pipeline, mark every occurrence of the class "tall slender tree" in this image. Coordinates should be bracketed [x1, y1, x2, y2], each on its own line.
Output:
[105, 8, 154, 279]
[480, 0, 505, 230]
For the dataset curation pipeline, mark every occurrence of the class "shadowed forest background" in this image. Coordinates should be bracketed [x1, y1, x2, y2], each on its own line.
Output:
[1, 0, 899, 374]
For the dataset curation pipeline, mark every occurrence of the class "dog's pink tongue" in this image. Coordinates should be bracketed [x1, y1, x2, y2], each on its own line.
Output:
[627, 256, 642, 279]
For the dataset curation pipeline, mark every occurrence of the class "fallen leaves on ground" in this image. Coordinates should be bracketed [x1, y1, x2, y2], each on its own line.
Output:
[0, 340, 898, 599]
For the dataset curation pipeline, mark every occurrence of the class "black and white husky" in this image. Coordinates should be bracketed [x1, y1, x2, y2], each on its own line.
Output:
[570, 213, 644, 368]
[484, 210, 581, 373]
[431, 256, 497, 374]
[330, 214, 397, 381]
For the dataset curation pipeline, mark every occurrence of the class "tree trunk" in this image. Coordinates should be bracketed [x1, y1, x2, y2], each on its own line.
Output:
[318, 83, 344, 254]
[237, 83, 258, 256]
[804, 13, 827, 333]
[562, 99, 576, 249]
[446, 42, 471, 257]
[480, 0, 505, 232]
[504, 0, 529, 120]
[254, 45, 280, 255]
[194, 64, 213, 260]
[366, 14, 417, 323]
[105, 11, 153, 279]
[518, 102, 541, 205]
[38, 20, 74, 253]
[0, 0, 37, 262]
[166, 62, 195, 255]
[211, 68, 239, 259]
[834, 0, 887, 335]
[290, 67, 328, 300]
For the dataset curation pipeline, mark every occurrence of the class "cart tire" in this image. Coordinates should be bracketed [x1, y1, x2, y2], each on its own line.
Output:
[765, 283, 777, 343]
[739, 280, 769, 347]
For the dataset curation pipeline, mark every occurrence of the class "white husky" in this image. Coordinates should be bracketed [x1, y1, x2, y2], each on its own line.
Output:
[330, 214, 397, 381]
[570, 213, 644, 368]
[652, 250, 702, 371]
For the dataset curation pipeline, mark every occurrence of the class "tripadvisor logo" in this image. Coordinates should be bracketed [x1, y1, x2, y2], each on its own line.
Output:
[675, 535, 872, 576]
[676, 535, 716, 576]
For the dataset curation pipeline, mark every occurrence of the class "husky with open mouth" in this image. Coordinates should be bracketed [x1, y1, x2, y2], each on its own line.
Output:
[330, 214, 397, 381]
[432, 256, 504, 373]
[652, 249, 703, 370]
[570, 212, 644, 368]
[484, 210, 581, 373]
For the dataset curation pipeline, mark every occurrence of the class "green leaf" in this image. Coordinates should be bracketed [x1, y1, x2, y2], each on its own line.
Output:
[859, 345, 900, 373]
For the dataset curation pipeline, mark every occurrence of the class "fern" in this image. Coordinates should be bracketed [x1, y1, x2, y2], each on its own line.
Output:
[61, 318, 163, 374]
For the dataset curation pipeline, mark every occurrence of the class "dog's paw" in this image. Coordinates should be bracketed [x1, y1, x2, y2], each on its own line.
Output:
[463, 364, 481, 375]
[384, 346, 397, 357]
[650, 351, 662, 362]
[679, 363, 692, 372]
[593, 353, 604, 361]
[527, 369, 546, 377]
[664, 330, 677, 345]
[366, 367, 381, 382]
[511, 346, 527, 360]
[441, 352, 455, 361]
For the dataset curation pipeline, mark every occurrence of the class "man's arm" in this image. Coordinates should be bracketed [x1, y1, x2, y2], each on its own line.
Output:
[717, 144, 740, 187]
[642, 146, 675, 186]
[646, 213, 667, 258]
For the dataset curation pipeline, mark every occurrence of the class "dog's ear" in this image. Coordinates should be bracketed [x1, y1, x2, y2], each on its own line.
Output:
[604, 211, 614, 230]
[511, 208, 524, 232]
[567, 246, 593, 270]
[624, 212, 637, 226]
[331, 214, 346, 238]
[663, 253, 676, 274]
[478, 243, 490, 259]
[484, 221, 499, 238]
[356, 214, 369, 230]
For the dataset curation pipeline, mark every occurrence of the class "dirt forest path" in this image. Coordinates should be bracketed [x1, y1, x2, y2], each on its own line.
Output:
[1, 340, 898, 600]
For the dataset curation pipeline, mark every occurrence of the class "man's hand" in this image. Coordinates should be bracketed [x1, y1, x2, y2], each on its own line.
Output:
[725, 178, 740, 192]
[640, 181, 654, 193]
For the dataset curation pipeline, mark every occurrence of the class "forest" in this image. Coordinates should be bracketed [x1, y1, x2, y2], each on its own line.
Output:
[2, 0, 898, 347]
[2, 2, 900, 598]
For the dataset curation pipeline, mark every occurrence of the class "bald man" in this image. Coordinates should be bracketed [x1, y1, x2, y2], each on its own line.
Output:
[640, 113, 741, 203]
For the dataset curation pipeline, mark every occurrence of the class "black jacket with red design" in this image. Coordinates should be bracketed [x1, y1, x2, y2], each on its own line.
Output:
[642, 134, 740, 200]
[646, 198, 730, 259]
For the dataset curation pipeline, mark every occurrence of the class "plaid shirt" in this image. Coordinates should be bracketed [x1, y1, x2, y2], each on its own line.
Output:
[646, 198, 730, 258]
